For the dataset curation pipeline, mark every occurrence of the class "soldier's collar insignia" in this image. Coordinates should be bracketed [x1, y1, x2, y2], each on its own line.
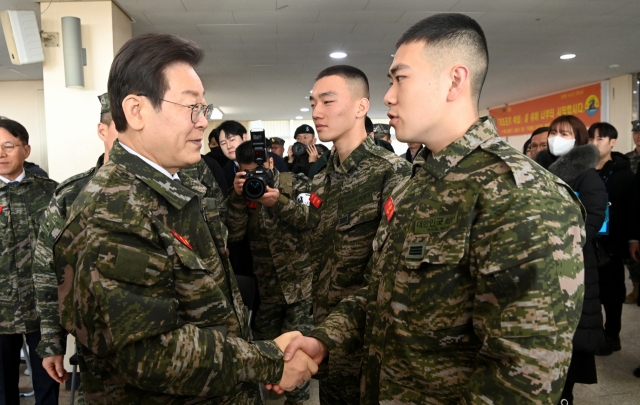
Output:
[170, 229, 193, 250]
[0, 206, 3, 213]
[310, 192, 322, 209]
[246, 201, 258, 209]
[383, 197, 395, 222]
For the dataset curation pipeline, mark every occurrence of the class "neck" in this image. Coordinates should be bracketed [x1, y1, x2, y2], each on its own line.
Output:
[104, 149, 110, 164]
[334, 128, 368, 164]
[635, 145, 640, 154]
[409, 146, 421, 154]
[2, 169, 23, 182]
[425, 106, 478, 154]
[119, 133, 177, 175]
[596, 153, 612, 170]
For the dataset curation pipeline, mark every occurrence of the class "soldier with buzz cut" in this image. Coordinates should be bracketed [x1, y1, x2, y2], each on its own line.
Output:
[53, 33, 317, 405]
[227, 140, 314, 405]
[258, 65, 411, 405]
[275, 13, 587, 405]
[0, 118, 58, 404]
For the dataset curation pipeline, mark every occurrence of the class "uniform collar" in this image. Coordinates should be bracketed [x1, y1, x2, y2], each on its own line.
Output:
[0, 169, 26, 184]
[325, 135, 373, 175]
[110, 140, 196, 210]
[119, 142, 181, 182]
[413, 117, 497, 180]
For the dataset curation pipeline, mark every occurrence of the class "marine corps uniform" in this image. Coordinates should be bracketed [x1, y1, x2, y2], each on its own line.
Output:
[0, 170, 57, 400]
[54, 141, 283, 404]
[227, 168, 313, 404]
[308, 118, 587, 405]
[269, 136, 411, 405]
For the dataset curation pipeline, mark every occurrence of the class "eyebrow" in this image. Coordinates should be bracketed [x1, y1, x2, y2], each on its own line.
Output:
[388, 63, 411, 78]
[182, 90, 205, 98]
[309, 91, 336, 102]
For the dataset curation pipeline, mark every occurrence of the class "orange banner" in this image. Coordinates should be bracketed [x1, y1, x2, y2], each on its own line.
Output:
[489, 82, 602, 137]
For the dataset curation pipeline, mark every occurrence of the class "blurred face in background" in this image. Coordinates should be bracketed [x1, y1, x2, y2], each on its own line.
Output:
[270, 143, 284, 157]
[219, 130, 245, 161]
[0, 128, 30, 180]
[530, 131, 548, 158]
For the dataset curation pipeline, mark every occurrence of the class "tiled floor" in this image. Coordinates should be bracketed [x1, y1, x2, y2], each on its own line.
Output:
[20, 274, 640, 405]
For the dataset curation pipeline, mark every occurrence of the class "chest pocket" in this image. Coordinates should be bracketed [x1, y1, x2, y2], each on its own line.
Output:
[201, 197, 228, 253]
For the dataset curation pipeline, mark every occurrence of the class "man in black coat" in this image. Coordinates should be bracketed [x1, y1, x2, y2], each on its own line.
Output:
[589, 122, 636, 355]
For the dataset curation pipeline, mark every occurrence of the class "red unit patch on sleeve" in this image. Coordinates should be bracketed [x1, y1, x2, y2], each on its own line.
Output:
[383, 197, 395, 222]
[246, 201, 258, 209]
[310, 192, 322, 209]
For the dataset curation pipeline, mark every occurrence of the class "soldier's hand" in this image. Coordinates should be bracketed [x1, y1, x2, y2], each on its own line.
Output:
[42, 355, 69, 383]
[287, 146, 295, 163]
[257, 186, 280, 207]
[233, 171, 246, 196]
[267, 335, 327, 394]
[630, 241, 640, 262]
[307, 144, 319, 163]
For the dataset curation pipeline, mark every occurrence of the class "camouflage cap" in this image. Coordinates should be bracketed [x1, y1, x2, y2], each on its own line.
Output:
[268, 137, 285, 146]
[632, 120, 640, 132]
[98, 93, 110, 115]
[372, 123, 391, 139]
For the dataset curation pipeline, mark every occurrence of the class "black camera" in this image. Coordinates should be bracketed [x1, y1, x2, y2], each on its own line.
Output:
[292, 142, 308, 157]
[243, 128, 274, 200]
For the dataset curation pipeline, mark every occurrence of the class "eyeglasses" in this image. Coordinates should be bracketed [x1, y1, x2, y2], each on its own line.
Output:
[137, 94, 213, 124]
[1, 142, 23, 153]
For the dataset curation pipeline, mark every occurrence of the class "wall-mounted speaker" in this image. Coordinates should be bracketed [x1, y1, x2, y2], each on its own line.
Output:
[0, 10, 45, 65]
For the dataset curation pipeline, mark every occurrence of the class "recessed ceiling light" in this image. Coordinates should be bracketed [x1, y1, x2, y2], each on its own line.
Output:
[608, 64, 620, 69]
[330, 52, 347, 59]
[295, 116, 303, 119]
[560, 54, 576, 60]
[300, 108, 309, 112]
[391, 54, 395, 57]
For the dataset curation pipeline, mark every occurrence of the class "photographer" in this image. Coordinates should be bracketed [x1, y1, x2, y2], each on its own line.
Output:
[286, 124, 319, 176]
[228, 139, 314, 405]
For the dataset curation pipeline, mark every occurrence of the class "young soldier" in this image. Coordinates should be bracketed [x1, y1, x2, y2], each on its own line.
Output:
[0, 118, 58, 404]
[228, 140, 314, 405]
[53, 34, 315, 404]
[278, 14, 586, 405]
[259, 65, 411, 404]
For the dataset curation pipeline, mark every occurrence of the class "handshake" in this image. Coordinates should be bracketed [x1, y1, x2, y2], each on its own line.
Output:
[270, 331, 328, 393]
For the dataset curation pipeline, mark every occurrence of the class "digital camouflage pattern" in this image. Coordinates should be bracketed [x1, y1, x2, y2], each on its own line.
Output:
[269, 135, 411, 405]
[226, 169, 314, 403]
[624, 150, 640, 284]
[53, 141, 283, 404]
[309, 118, 587, 405]
[626, 150, 640, 175]
[33, 156, 103, 358]
[0, 170, 57, 335]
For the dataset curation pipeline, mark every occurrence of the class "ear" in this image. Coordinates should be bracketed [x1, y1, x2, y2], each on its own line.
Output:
[610, 138, 617, 147]
[23, 144, 31, 159]
[355, 97, 370, 118]
[447, 65, 470, 102]
[243, 133, 249, 141]
[97, 123, 108, 142]
[122, 94, 145, 131]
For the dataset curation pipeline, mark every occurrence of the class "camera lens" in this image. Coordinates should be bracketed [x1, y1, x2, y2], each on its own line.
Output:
[243, 178, 265, 200]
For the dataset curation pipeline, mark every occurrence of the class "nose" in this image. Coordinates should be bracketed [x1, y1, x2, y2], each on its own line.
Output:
[384, 85, 396, 107]
[195, 109, 208, 129]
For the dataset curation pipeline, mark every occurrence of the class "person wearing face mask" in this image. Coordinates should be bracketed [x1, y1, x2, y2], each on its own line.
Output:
[535, 114, 608, 405]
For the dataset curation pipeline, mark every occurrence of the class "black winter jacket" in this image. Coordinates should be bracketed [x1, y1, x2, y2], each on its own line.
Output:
[536, 145, 607, 353]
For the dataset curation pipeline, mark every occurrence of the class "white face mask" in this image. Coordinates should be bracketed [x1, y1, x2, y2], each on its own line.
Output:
[548, 136, 575, 157]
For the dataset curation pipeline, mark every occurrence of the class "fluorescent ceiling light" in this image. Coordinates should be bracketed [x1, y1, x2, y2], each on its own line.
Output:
[295, 116, 303, 119]
[300, 108, 309, 112]
[330, 52, 347, 59]
[209, 107, 223, 120]
[560, 54, 576, 60]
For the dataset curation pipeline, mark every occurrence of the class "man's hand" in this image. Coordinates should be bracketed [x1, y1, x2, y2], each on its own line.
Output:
[42, 355, 69, 383]
[257, 186, 280, 207]
[273, 332, 318, 392]
[267, 335, 327, 393]
[307, 144, 319, 163]
[233, 171, 246, 196]
[630, 241, 640, 262]
[287, 146, 295, 163]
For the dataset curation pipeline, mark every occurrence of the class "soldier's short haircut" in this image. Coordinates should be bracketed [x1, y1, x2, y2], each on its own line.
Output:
[0, 118, 29, 144]
[108, 34, 204, 132]
[315, 65, 370, 99]
[235, 141, 255, 166]
[216, 121, 247, 143]
[549, 115, 589, 146]
[588, 122, 618, 140]
[100, 112, 112, 126]
[396, 13, 488, 106]
[532, 126, 549, 137]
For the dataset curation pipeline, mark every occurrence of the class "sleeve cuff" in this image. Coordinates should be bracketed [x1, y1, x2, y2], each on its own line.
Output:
[238, 340, 284, 384]
[307, 328, 338, 352]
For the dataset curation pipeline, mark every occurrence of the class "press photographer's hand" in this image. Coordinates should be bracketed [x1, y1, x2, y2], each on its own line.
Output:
[233, 171, 246, 196]
[258, 186, 280, 207]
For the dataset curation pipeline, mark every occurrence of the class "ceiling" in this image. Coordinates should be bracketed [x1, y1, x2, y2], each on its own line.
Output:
[1, 0, 639, 120]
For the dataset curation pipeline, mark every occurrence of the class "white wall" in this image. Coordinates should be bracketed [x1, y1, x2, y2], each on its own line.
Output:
[609, 74, 633, 153]
[0, 80, 48, 169]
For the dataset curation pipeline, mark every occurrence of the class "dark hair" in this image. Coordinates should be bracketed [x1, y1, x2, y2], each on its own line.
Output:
[100, 112, 112, 126]
[0, 118, 29, 144]
[364, 116, 374, 133]
[549, 115, 589, 146]
[235, 141, 255, 165]
[396, 13, 488, 104]
[523, 138, 531, 154]
[108, 34, 204, 132]
[588, 122, 618, 140]
[208, 127, 219, 144]
[532, 126, 549, 137]
[315, 65, 370, 99]
[216, 121, 247, 143]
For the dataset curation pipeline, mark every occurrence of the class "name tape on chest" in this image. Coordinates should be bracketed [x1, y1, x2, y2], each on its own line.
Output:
[383, 197, 395, 222]
[414, 212, 458, 234]
[170, 229, 193, 250]
[341, 192, 372, 213]
[310, 192, 322, 209]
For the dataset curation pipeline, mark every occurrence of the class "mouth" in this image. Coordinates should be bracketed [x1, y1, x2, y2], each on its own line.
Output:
[387, 113, 398, 125]
[189, 140, 202, 148]
[315, 124, 327, 131]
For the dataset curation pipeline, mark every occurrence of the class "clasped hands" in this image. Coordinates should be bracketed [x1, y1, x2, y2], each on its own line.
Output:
[271, 331, 328, 393]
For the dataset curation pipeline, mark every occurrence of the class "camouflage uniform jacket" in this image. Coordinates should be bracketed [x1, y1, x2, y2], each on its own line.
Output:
[226, 169, 312, 306]
[309, 118, 587, 405]
[54, 141, 283, 403]
[33, 156, 103, 357]
[625, 149, 640, 174]
[269, 135, 411, 324]
[0, 170, 57, 334]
